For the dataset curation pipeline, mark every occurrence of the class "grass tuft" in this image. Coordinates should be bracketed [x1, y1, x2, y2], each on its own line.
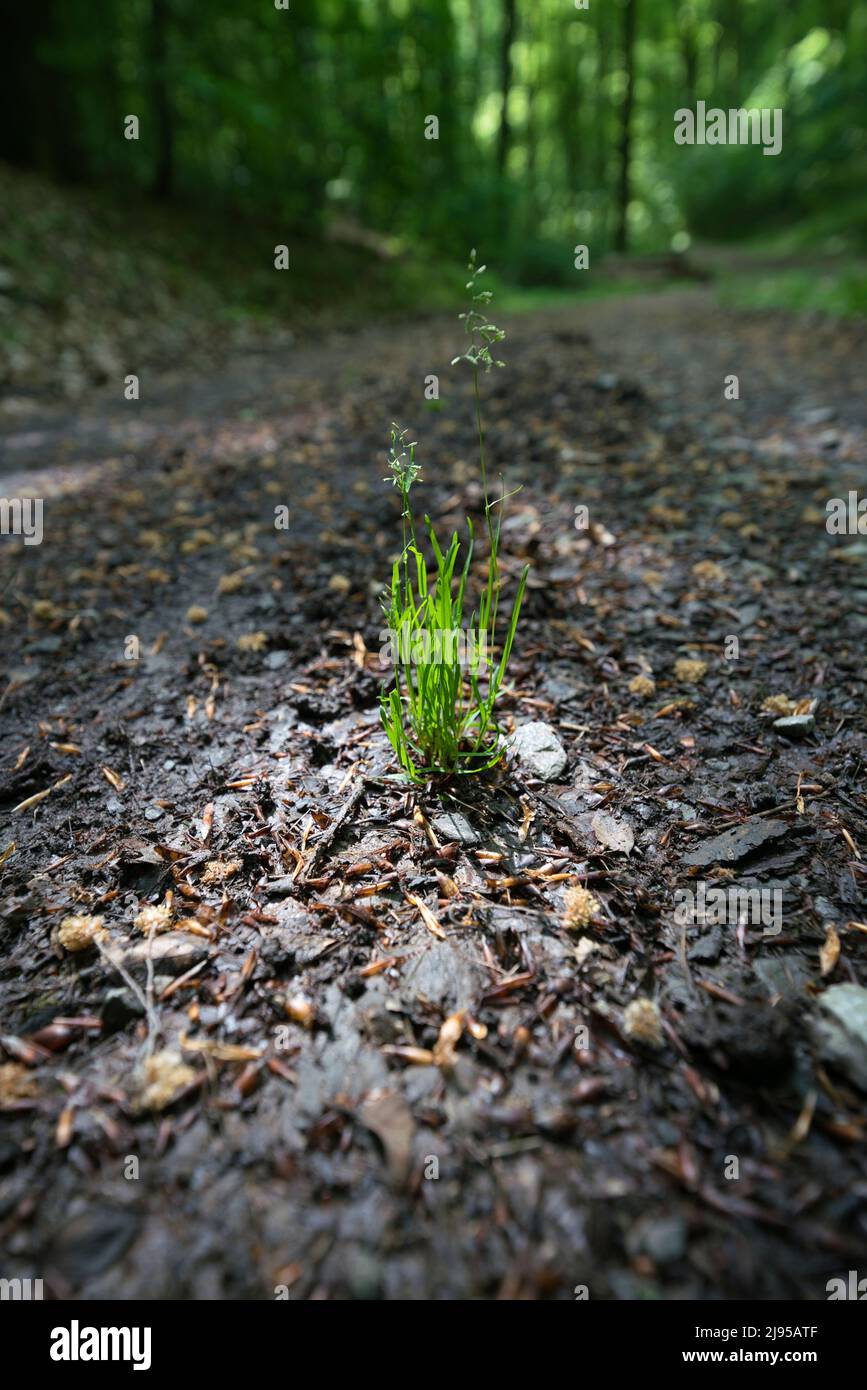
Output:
[380, 253, 529, 781]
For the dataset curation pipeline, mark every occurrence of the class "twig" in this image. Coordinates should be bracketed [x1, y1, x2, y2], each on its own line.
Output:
[302, 781, 366, 881]
[95, 937, 160, 1055]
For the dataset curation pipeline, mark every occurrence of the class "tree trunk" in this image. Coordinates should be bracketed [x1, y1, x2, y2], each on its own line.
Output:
[0, 2, 84, 179]
[561, 21, 582, 195]
[614, 0, 637, 253]
[150, 0, 174, 199]
[496, 0, 517, 178]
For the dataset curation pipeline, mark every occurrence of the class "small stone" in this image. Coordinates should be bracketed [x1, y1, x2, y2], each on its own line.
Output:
[266, 876, 299, 899]
[101, 987, 145, 1033]
[508, 721, 567, 782]
[682, 817, 788, 868]
[688, 926, 723, 962]
[144, 806, 163, 821]
[629, 1214, 687, 1266]
[773, 713, 815, 739]
[813, 984, 867, 1091]
[802, 406, 834, 425]
[432, 812, 478, 846]
[186, 605, 209, 625]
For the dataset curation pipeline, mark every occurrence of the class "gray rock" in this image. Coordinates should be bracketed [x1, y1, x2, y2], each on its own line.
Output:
[265, 876, 299, 898]
[48, 1206, 141, 1281]
[773, 714, 815, 739]
[801, 406, 834, 425]
[628, 1214, 688, 1266]
[813, 984, 867, 1091]
[294, 984, 389, 1118]
[404, 940, 483, 1010]
[508, 721, 567, 782]
[754, 955, 809, 1000]
[101, 987, 145, 1033]
[688, 926, 723, 963]
[682, 817, 788, 868]
[345, 1246, 385, 1299]
[432, 811, 479, 846]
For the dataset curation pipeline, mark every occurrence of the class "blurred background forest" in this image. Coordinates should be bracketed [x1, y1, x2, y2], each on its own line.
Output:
[2, 0, 866, 396]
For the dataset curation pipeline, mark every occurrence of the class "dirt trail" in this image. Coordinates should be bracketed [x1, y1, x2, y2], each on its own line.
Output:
[1, 291, 865, 1300]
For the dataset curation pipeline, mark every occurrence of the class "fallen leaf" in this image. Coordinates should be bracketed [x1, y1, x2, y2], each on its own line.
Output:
[820, 923, 841, 977]
[405, 891, 446, 939]
[180, 1034, 264, 1063]
[358, 1088, 415, 1184]
[591, 812, 635, 855]
[433, 1010, 466, 1068]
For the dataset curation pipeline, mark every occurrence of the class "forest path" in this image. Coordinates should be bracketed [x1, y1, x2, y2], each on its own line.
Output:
[2, 284, 865, 481]
[1, 289, 865, 1301]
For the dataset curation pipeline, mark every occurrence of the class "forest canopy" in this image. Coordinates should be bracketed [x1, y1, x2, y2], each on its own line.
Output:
[3, 0, 866, 283]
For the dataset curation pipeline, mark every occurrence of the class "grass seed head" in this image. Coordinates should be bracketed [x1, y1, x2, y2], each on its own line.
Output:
[563, 885, 600, 930]
[58, 913, 105, 952]
[674, 657, 708, 683]
[628, 673, 656, 699]
[623, 997, 664, 1049]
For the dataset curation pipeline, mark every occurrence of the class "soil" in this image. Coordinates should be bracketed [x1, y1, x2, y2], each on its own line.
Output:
[1, 289, 866, 1300]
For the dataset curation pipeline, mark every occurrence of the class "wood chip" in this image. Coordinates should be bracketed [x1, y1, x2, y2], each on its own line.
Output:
[819, 923, 841, 977]
[405, 891, 446, 940]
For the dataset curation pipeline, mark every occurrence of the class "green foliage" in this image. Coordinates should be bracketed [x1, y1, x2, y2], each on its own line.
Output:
[380, 257, 528, 782]
[5, 2, 866, 274]
[718, 261, 867, 318]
